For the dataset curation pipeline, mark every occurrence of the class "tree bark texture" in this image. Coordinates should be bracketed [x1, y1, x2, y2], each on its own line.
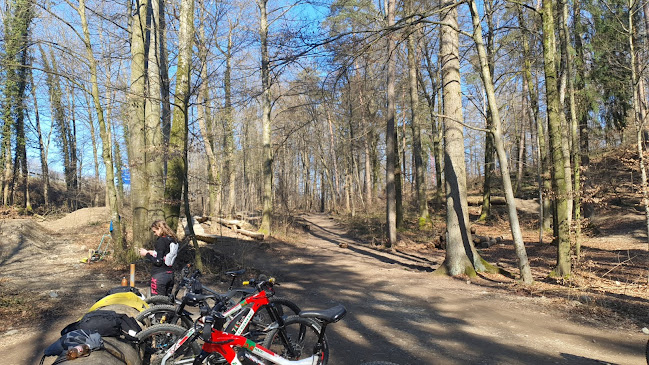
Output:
[438, 0, 483, 276]
[128, 0, 150, 248]
[542, 0, 571, 277]
[385, 0, 397, 247]
[164, 0, 195, 231]
[145, 0, 166, 223]
[258, 0, 273, 235]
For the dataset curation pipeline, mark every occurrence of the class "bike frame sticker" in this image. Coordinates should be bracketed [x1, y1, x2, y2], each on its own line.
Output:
[161, 326, 194, 364]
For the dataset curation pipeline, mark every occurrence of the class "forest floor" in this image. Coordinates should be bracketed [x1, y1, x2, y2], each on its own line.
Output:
[0, 204, 647, 364]
[0, 148, 648, 364]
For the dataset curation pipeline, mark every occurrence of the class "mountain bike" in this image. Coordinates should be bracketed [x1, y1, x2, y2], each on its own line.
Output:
[146, 265, 249, 307]
[138, 304, 346, 365]
[137, 277, 312, 364]
[138, 275, 300, 340]
[199, 303, 346, 365]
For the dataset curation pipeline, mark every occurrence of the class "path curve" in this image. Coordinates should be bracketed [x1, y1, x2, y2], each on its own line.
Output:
[252, 213, 645, 364]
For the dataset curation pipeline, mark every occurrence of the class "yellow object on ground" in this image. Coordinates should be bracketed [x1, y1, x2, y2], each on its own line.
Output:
[85, 292, 149, 316]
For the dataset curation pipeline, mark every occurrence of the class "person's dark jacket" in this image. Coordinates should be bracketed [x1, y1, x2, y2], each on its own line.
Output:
[145, 236, 174, 275]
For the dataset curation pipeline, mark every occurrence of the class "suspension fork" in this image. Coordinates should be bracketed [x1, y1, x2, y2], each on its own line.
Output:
[265, 303, 302, 358]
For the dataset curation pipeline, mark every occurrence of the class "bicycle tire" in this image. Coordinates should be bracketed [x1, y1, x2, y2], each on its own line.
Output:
[646, 338, 649, 365]
[137, 323, 200, 365]
[146, 295, 174, 306]
[136, 304, 193, 329]
[262, 315, 327, 364]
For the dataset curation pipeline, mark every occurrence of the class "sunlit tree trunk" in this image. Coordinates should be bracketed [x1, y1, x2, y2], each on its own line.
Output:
[435, 0, 488, 276]
[258, 0, 273, 235]
[468, 0, 533, 284]
[479, 0, 495, 222]
[385, 0, 397, 247]
[128, 0, 150, 248]
[146, 0, 165, 223]
[224, 29, 236, 217]
[407, 7, 428, 227]
[164, 0, 195, 231]
[557, 0, 574, 227]
[543, 0, 571, 278]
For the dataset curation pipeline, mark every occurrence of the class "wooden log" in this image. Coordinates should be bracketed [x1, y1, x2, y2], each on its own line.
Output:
[214, 217, 243, 229]
[234, 227, 265, 240]
[195, 234, 219, 244]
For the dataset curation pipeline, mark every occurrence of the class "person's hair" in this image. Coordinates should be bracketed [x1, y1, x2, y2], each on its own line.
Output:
[151, 220, 178, 240]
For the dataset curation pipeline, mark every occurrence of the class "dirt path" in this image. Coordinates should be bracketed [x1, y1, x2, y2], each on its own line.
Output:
[240, 214, 646, 364]
[0, 212, 646, 364]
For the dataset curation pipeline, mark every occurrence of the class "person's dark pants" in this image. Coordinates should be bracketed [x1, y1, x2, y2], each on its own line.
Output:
[150, 270, 174, 296]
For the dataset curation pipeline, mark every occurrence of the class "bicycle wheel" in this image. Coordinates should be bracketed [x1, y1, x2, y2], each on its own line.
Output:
[225, 297, 300, 342]
[136, 304, 193, 329]
[262, 315, 327, 364]
[137, 324, 200, 365]
[146, 295, 174, 306]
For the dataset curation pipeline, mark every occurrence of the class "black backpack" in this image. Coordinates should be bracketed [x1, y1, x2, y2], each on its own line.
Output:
[61, 310, 142, 341]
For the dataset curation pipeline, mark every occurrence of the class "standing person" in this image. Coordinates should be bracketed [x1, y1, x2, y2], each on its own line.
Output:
[139, 220, 177, 296]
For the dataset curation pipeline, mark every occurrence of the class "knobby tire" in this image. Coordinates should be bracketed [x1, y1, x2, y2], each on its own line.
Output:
[262, 315, 327, 365]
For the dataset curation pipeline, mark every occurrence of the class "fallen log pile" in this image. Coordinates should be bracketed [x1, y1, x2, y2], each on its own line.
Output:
[203, 216, 265, 240]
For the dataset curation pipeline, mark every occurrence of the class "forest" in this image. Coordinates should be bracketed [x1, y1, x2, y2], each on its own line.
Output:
[1, 0, 648, 284]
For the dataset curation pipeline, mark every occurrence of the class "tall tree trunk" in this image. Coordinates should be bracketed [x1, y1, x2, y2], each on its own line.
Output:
[420, 41, 442, 205]
[128, 0, 150, 248]
[543, 0, 571, 278]
[557, 0, 574, 226]
[364, 134, 372, 205]
[13, 46, 29, 210]
[223, 28, 236, 217]
[629, 0, 649, 245]
[146, 0, 165, 223]
[78, 0, 125, 259]
[436, 0, 486, 276]
[258, 0, 273, 235]
[479, 0, 495, 222]
[385, 0, 397, 247]
[84, 92, 100, 206]
[29, 66, 49, 207]
[326, 109, 340, 207]
[468, 0, 533, 284]
[562, 0, 582, 258]
[407, 23, 428, 227]
[197, 4, 221, 220]
[159, 0, 171, 170]
[574, 0, 589, 167]
[164, 0, 195, 234]
[518, 5, 552, 237]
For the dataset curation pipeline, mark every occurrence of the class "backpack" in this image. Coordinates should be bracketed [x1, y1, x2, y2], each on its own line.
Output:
[61, 310, 142, 341]
[164, 240, 178, 266]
